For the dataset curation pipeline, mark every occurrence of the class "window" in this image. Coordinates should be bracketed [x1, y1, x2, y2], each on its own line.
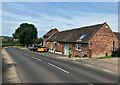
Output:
[75, 44, 82, 51]
[46, 42, 49, 47]
[106, 26, 108, 28]
[79, 35, 86, 40]
[53, 42, 57, 47]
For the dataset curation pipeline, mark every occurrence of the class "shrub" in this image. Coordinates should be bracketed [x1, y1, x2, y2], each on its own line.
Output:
[112, 48, 120, 57]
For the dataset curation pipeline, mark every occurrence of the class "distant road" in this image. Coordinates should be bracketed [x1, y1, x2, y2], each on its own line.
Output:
[5, 47, 118, 84]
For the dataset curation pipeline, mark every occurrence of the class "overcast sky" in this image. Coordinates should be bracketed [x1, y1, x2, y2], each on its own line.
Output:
[2, 2, 118, 37]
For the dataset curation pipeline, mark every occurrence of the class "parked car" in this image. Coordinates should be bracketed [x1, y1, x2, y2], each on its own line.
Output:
[37, 46, 49, 52]
[28, 44, 38, 51]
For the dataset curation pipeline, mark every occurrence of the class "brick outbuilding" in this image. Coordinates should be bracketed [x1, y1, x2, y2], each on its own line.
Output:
[43, 22, 119, 58]
[43, 28, 59, 47]
[114, 32, 120, 48]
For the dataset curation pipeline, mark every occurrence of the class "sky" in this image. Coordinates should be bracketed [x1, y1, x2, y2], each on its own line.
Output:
[2, 2, 118, 37]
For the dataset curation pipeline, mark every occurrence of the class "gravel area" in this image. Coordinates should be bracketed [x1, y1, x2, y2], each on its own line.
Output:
[98, 58, 118, 65]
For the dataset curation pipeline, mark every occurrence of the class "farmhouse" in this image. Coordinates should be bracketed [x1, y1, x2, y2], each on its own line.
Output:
[43, 22, 119, 58]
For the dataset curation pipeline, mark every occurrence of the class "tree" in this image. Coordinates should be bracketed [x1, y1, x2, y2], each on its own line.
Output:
[12, 23, 38, 47]
[34, 37, 43, 45]
[112, 47, 120, 57]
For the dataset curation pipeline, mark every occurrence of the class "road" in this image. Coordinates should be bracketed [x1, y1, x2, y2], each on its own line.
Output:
[5, 47, 118, 84]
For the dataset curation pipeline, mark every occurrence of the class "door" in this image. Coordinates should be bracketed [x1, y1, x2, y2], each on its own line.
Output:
[89, 49, 92, 58]
[64, 44, 70, 56]
[52, 42, 57, 52]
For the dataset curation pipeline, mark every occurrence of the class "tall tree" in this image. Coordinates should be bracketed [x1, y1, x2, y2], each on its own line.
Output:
[12, 23, 38, 46]
[34, 37, 43, 45]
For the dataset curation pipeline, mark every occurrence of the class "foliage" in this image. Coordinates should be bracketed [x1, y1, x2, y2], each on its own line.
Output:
[34, 37, 43, 45]
[2, 36, 22, 47]
[2, 42, 23, 47]
[12, 23, 38, 47]
[112, 48, 120, 57]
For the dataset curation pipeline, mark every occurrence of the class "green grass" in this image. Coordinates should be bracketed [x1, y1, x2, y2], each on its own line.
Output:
[97, 56, 112, 59]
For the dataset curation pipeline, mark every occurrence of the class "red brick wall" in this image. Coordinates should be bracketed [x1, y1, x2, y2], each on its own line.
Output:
[46, 41, 64, 54]
[43, 38, 47, 47]
[46, 41, 53, 50]
[56, 42, 64, 54]
[115, 33, 120, 49]
[89, 23, 118, 58]
[43, 29, 58, 47]
[71, 43, 89, 57]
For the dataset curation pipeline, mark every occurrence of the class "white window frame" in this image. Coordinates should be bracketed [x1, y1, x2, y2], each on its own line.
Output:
[79, 35, 86, 40]
[75, 44, 82, 51]
[106, 25, 108, 28]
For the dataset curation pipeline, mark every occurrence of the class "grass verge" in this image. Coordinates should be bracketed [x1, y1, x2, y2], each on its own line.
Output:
[97, 56, 112, 59]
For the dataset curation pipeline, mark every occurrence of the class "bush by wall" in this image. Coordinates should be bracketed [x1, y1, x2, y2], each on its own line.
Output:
[112, 48, 120, 57]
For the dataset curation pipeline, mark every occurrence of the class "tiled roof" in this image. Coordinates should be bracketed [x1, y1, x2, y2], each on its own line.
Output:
[43, 28, 58, 38]
[49, 22, 105, 43]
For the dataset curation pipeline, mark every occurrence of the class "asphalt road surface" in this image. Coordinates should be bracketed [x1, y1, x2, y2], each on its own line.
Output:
[5, 47, 118, 84]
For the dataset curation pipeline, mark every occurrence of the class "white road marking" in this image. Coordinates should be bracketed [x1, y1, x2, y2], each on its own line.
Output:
[24, 53, 29, 56]
[89, 83, 94, 85]
[84, 64, 93, 67]
[24, 54, 27, 55]
[32, 57, 42, 61]
[48, 63, 69, 74]
[102, 69, 113, 73]
[75, 62, 78, 63]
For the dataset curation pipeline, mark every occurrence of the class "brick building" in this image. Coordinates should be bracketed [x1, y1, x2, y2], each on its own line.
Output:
[114, 32, 120, 48]
[43, 28, 59, 47]
[43, 22, 119, 58]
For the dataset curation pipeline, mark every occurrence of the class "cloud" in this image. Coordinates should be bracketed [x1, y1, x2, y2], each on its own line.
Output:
[71, 13, 118, 32]
[57, 14, 73, 20]
[64, 23, 75, 26]
[3, 2, 26, 11]
[2, 0, 120, 2]
[2, 2, 118, 37]
[2, 9, 118, 36]
[2, 10, 43, 23]
[51, 10, 74, 20]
